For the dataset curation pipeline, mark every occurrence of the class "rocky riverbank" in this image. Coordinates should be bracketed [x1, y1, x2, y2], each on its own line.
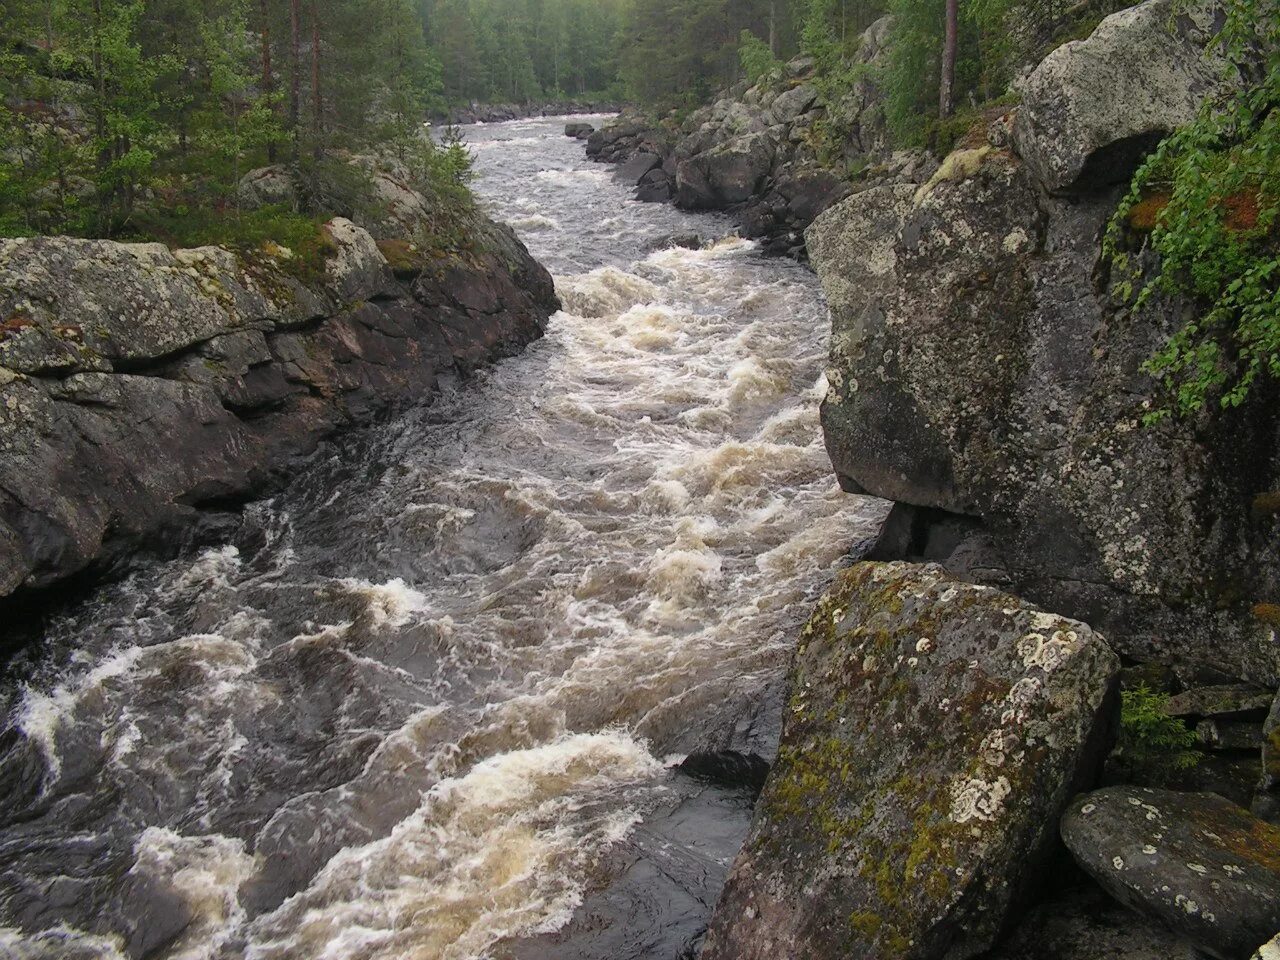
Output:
[576, 16, 929, 256]
[694, 1, 1280, 958]
[0, 169, 558, 622]
[434, 100, 621, 126]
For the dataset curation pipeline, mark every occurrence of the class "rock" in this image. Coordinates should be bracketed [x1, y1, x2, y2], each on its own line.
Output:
[1013, 0, 1232, 192]
[1253, 934, 1280, 960]
[634, 168, 674, 203]
[1196, 719, 1265, 752]
[1253, 691, 1280, 822]
[988, 883, 1204, 960]
[700, 561, 1120, 960]
[768, 83, 818, 125]
[643, 232, 703, 252]
[677, 750, 771, 794]
[1062, 787, 1280, 960]
[237, 165, 298, 209]
[0, 215, 559, 604]
[675, 132, 775, 208]
[615, 151, 662, 185]
[806, 115, 1280, 685]
[564, 121, 595, 139]
[1166, 685, 1276, 720]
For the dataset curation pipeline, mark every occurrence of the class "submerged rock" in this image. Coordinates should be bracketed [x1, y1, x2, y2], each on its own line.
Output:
[1062, 787, 1280, 960]
[701, 561, 1120, 960]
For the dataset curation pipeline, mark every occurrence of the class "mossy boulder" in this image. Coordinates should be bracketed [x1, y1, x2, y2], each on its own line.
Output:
[700, 561, 1120, 960]
[1062, 787, 1280, 960]
[806, 11, 1280, 685]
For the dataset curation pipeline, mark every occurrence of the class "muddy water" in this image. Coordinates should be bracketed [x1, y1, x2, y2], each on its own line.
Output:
[0, 116, 886, 960]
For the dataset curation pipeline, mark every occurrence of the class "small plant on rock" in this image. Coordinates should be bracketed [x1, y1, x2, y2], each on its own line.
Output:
[1112, 684, 1201, 781]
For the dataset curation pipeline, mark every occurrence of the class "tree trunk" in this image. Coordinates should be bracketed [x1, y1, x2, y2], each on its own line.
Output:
[768, 0, 777, 55]
[260, 0, 276, 162]
[939, 0, 959, 119]
[289, 0, 301, 155]
[310, 0, 322, 159]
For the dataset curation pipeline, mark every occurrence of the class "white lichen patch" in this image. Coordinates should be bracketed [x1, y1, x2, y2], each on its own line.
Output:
[950, 775, 1012, 823]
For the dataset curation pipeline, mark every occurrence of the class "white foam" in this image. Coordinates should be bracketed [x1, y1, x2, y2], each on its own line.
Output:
[244, 732, 661, 960]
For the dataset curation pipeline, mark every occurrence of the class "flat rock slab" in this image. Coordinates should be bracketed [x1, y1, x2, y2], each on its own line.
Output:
[701, 561, 1120, 960]
[1165, 685, 1274, 720]
[1062, 787, 1280, 960]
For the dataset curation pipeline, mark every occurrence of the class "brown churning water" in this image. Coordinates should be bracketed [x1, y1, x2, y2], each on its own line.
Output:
[0, 115, 885, 960]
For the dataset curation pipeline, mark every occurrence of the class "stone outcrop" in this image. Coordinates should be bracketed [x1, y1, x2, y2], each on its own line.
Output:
[433, 100, 620, 126]
[1013, 0, 1233, 192]
[806, 0, 1280, 685]
[701, 562, 1119, 960]
[1061, 787, 1280, 960]
[583, 19, 919, 255]
[0, 213, 557, 606]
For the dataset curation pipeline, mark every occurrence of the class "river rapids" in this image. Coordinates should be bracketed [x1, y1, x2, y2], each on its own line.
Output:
[0, 116, 886, 960]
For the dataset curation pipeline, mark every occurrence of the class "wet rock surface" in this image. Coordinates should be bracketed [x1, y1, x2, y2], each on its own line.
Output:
[701, 561, 1120, 960]
[0, 214, 558, 607]
[1062, 787, 1280, 960]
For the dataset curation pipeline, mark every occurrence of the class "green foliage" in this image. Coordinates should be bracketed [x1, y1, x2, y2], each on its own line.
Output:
[0, 0, 456, 246]
[739, 29, 782, 85]
[1113, 684, 1201, 781]
[1108, 0, 1280, 421]
[422, 0, 625, 105]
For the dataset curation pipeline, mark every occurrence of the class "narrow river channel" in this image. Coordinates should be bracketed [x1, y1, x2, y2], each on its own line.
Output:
[0, 115, 885, 960]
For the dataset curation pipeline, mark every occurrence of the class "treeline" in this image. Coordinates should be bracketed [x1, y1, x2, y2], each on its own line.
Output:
[0, 0, 445, 238]
[622, 0, 1141, 138]
[420, 0, 626, 103]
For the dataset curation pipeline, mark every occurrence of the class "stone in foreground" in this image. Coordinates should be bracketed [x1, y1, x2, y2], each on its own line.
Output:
[701, 562, 1120, 960]
[1062, 786, 1280, 960]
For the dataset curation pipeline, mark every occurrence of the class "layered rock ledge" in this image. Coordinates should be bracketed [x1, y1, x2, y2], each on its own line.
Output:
[0, 215, 558, 607]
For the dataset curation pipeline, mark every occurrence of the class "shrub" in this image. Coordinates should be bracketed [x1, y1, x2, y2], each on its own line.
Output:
[1108, 0, 1280, 422]
[1112, 684, 1201, 781]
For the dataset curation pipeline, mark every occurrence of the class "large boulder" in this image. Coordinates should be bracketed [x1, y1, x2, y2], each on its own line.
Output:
[1062, 787, 1280, 960]
[701, 562, 1120, 960]
[1254, 690, 1280, 822]
[807, 115, 1280, 684]
[237, 165, 298, 209]
[769, 83, 818, 125]
[0, 216, 558, 605]
[1013, 0, 1232, 192]
[675, 132, 776, 208]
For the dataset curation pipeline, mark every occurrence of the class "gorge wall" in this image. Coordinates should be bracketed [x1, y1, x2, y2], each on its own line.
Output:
[807, 0, 1280, 688]
[0, 201, 558, 613]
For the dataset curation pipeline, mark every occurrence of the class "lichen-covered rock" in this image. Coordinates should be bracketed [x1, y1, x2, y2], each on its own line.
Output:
[1013, 0, 1231, 192]
[1254, 691, 1280, 823]
[0, 214, 558, 604]
[237, 164, 298, 209]
[700, 561, 1120, 960]
[675, 132, 776, 208]
[1253, 933, 1280, 960]
[807, 99, 1280, 684]
[1062, 787, 1280, 960]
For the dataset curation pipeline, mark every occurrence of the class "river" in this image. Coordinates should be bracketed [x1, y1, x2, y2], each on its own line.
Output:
[0, 115, 885, 960]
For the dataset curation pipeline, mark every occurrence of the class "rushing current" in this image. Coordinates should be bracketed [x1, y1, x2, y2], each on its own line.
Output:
[0, 116, 885, 960]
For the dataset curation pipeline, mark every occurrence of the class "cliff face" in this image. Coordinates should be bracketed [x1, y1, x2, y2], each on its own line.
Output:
[807, 0, 1280, 686]
[0, 213, 558, 605]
